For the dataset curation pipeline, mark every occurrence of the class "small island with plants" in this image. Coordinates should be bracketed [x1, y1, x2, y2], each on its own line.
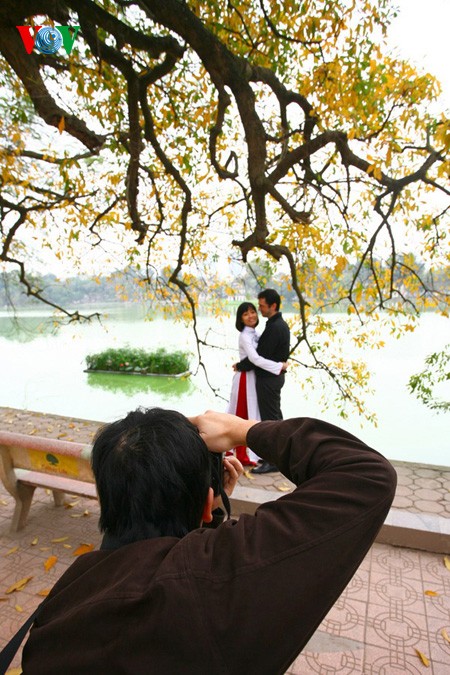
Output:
[85, 346, 190, 377]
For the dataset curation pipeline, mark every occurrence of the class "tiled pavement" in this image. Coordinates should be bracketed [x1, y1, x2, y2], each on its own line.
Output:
[0, 406, 449, 673]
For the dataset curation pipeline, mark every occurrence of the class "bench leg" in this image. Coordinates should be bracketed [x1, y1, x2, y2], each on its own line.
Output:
[52, 490, 66, 507]
[10, 483, 36, 532]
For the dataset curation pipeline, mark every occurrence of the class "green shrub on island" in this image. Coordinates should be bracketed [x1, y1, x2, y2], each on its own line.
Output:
[85, 347, 190, 376]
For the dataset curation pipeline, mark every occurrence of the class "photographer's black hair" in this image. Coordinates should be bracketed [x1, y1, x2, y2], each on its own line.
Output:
[235, 301, 259, 332]
[258, 288, 281, 311]
[91, 408, 211, 541]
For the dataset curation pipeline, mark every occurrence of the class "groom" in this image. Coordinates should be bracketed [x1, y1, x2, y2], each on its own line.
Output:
[235, 288, 290, 473]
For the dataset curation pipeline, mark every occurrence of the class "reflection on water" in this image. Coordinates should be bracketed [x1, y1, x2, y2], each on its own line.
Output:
[0, 314, 59, 342]
[86, 371, 195, 400]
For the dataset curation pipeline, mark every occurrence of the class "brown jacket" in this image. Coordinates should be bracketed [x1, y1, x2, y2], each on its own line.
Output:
[22, 418, 396, 674]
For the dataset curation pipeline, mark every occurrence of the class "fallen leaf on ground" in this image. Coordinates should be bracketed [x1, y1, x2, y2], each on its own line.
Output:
[29, 428, 37, 435]
[51, 537, 69, 543]
[442, 629, 450, 644]
[0, 499, 8, 506]
[73, 543, 94, 556]
[57, 432, 67, 438]
[68, 423, 76, 428]
[63, 544, 72, 549]
[0, 598, 8, 602]
[64, 500, 79, 509]
[5, 576, 33, 594]
[15, 605, 23, 612]
[31, 537, 38, 546]
[4, 546, 19, 556]
[444, 556, 450, 571]
[414, 649, 430, 667]
[45, 489, 51, 496]
[276, 485, 291, 492]
[37, 588, 51, 597]
[44, 555, 58, 572]
[39, 547, 51, 551]
[424, 590, 439, 596]
[243, 470, 255, 480]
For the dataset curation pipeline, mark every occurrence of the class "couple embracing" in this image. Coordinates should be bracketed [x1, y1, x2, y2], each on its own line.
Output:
[227, 288, 290, 474]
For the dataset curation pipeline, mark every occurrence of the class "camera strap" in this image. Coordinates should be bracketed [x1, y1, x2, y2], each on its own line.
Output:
[0, 601, 44, 674]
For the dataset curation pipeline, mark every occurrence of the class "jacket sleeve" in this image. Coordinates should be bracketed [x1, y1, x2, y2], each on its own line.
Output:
[240, 329, 283, 374]
[186, 417, 396, 675]
[235, 356, 253, 372]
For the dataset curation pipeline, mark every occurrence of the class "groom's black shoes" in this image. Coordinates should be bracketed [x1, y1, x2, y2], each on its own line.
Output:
[251, 460, 278, 474]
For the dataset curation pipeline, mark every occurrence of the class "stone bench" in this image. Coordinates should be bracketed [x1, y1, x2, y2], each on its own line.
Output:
[0, 430, 96, 532]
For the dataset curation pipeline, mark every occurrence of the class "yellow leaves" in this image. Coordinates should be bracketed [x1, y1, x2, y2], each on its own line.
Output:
[424, 590, 438, 596]
[73, 543, 94, 557]
[442, 628, 450, 645]
[276, 483, 291, 492]
[444, 556, 450, 571]
[4, 546, 19, 557]
[37, 588, 51, 597]
[366, 163, 382, 181]
[414, 649, 430, 667]
[51, 537, 69, 543]
[58, 116, 65, 133]
[70, 509, 90, 518]
[5, 577, 33, 594]
[44, 555, 58, 572]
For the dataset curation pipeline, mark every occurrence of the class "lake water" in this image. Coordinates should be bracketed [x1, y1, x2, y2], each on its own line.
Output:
[0, 306, 449, 467]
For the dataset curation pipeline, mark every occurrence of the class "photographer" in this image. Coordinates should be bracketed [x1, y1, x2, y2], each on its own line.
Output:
[21, 408, 396, 674]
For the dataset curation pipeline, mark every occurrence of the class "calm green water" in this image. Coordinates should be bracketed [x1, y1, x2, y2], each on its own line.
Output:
[0, 305, 448, 466]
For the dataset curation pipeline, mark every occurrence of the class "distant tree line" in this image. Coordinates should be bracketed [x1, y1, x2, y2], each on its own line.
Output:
[2, 258, 447, 314]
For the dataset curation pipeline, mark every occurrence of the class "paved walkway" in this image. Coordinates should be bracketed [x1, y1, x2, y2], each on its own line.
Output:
[1, 407, 449, 673]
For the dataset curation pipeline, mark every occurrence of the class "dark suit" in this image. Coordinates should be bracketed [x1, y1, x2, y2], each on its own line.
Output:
[237, 311, 290, 420]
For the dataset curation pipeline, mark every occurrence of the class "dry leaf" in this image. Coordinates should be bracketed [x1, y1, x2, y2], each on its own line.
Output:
[442, 628, 450, 644]
[29, 428, 37, 435]
[444, 556, 450, 571]
[58, 116, 65, 133]
[0, 499, 8, 506]
[44, 555, 58, 572]
[5, 576, 33, 594]
[64, 500, 79, 509]
[63, 544, 72, 549]
[276, 485, 291, 492]
[83, 509, 90, 517]
[73, 543, 94, 557]
[51, 537, 69, 543]
[31, 537, 38, 546]
[15, 605, 23, 613]
[414, 649, 430, 667]
[0, 597, 8, 602]
[424, 590, 439, 596]
[70, 513, 83, 518]
[68, 423, 76, 428]
[4, 546, 19, 557]
[37, 588, 51, 597]
[39, 547, 51, 551]
[243, 470, 255, 480]
[57, 432, 67, 439]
